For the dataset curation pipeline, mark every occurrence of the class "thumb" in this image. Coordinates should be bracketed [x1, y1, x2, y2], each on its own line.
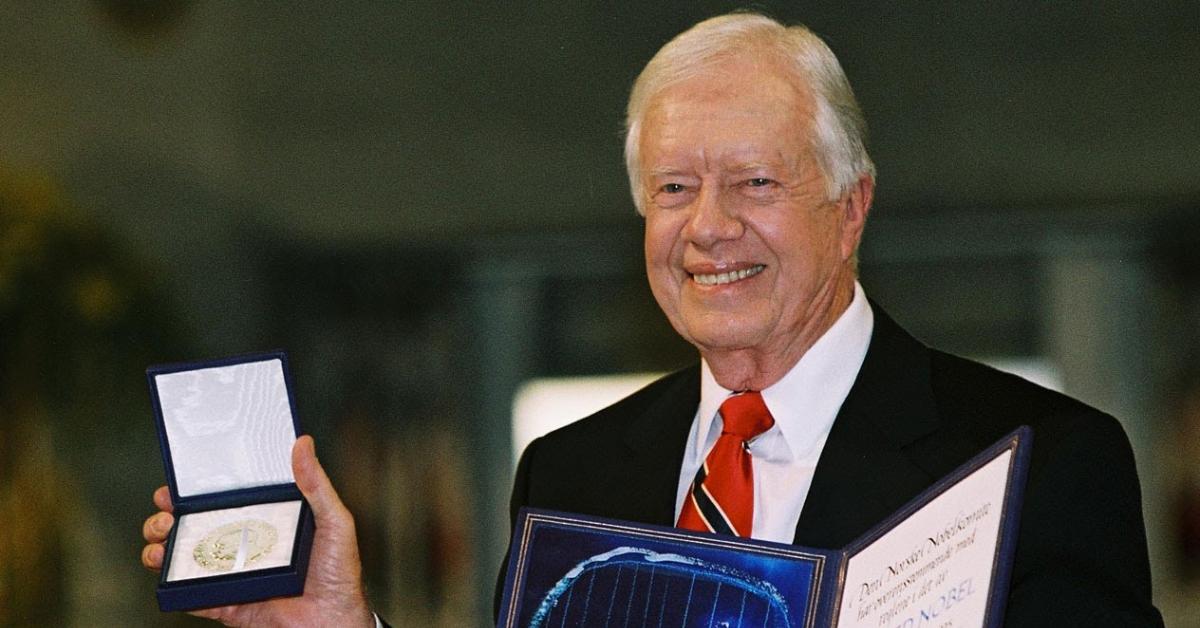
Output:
[292, 435, 350, 527]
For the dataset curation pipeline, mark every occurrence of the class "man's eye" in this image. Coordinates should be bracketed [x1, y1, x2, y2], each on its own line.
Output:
[661, 183, 686, 194]
[746, 178, 773, 187]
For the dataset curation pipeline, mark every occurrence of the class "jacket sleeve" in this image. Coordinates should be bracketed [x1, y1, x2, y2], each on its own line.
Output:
[1004, 415, 1163, 626]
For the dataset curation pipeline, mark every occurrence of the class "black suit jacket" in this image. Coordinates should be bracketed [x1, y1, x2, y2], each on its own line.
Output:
[507, 308, 1163, 626]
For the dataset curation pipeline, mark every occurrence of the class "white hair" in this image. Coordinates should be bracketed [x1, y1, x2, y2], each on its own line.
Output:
[624, 13, 875, 213]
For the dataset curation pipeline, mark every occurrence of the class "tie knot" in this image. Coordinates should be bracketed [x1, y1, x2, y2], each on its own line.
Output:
[718, 391, 774, 440]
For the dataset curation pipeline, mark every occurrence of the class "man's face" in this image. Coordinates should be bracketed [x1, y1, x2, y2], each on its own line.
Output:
[639, 58, 867, 364]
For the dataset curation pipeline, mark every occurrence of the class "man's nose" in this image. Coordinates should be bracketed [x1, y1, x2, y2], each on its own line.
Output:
[683, 186, 743, 247]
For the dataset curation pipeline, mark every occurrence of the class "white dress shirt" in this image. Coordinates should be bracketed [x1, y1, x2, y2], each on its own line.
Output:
[673, 281, 875, 543]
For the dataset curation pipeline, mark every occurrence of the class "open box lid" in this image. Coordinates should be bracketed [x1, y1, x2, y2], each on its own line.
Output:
[148, 351, 300, 508]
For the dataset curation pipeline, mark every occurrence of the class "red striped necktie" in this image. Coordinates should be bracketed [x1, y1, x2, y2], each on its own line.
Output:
[676, 391, 775, 537]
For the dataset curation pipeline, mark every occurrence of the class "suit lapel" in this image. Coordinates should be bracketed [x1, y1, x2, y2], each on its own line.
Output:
[620, 364, 701, 526]
[793, 306, 943, 548]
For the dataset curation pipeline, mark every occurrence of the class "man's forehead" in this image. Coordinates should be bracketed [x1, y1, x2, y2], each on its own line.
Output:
[641, 97, 811, 171]
[642, 65, 812, 134]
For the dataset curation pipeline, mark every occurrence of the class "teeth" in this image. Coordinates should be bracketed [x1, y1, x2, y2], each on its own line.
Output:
[693, 265, 765, 286]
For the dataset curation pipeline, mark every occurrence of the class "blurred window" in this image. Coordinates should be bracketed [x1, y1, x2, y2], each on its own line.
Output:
[511, 374, 662, 467]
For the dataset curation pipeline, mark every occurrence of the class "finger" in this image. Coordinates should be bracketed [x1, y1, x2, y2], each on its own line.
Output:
[141, 543, 165, 571]
[143, 511, 174, 543]
[292, 435, 351, 528]
[190, 607, 229, 621]
[153, 485, 174, 513]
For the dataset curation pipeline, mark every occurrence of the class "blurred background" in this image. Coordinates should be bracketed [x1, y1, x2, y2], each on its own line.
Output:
[1, 2, 1198, 626]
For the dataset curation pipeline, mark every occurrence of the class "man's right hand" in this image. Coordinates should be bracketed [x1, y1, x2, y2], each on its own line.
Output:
[140, 435, 375, 627]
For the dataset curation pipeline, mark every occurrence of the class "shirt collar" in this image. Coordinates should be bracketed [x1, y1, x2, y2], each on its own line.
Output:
[696, 281, 875, 461]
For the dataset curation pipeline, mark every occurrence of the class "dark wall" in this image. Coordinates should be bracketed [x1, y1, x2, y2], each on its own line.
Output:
[1, 2, 1196, 246]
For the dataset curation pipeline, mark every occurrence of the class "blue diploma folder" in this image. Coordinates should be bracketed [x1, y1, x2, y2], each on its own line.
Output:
[499, 427, 1030, 628]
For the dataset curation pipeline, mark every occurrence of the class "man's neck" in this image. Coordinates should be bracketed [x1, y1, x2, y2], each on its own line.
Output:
[702, 277, 856, 391]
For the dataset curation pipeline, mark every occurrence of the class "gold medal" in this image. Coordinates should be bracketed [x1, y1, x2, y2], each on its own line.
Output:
[192, 519, 279, 573]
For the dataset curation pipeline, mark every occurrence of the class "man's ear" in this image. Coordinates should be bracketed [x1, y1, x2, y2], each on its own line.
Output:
[840, 173, 874, 262]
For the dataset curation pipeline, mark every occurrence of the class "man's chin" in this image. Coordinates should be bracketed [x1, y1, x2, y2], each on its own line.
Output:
[680, 323, 769, 356]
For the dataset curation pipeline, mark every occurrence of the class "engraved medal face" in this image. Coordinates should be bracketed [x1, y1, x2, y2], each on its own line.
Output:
[192, 519, 279, 573]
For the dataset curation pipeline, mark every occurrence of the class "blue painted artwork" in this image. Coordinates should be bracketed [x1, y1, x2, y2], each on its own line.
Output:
[530, 547, 793, 627]
[501, 512, 828, 628]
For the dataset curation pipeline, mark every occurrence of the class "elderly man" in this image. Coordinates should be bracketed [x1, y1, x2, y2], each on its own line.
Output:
[141, 12, 1162, 626]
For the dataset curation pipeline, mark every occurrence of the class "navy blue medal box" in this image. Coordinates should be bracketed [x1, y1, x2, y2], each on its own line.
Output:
[147, 351, 315, 612]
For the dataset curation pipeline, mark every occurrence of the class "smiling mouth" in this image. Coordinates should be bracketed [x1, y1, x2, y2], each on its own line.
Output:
[691, 264, 766, 286]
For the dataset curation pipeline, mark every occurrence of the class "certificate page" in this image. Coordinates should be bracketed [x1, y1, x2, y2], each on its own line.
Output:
[834, 450, 1013, 628]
